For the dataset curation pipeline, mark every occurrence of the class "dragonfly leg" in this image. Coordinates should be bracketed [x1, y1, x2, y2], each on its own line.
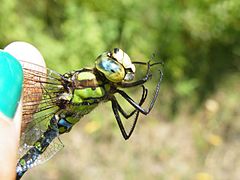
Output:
[115, 85, 148, 118]
[116, 69, 162, 115]
[119, 61, 163, 88]
[118, 61, 152, 88]
[111, 98, 140, 140]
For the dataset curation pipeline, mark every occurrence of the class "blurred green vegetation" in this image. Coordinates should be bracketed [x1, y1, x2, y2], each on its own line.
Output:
[1, 0, 240, 179]
[1, 0, 239, 115]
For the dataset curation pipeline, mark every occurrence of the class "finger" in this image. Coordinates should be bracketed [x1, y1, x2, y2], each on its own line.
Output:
[4, 41, 46, 68]
[0, 115, 19, 180]
[4, 41, 46, 133]
[13, 98, 22, 138]
[0, 50, 24, 179]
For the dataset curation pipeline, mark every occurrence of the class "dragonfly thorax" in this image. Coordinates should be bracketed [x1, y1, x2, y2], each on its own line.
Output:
[53, 70, 107, 129]
[60, 70, 106, 105]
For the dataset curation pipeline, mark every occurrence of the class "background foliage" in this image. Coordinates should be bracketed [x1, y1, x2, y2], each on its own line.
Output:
[0, 0, 240, 179]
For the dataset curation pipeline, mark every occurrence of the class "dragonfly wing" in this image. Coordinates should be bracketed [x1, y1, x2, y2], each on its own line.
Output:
[19, 60, 66, 159]
[34, 137, 64, 166]
[18, 132, 64, 171]
[21, 60, 65, 132]
[18, 108, 59, 158]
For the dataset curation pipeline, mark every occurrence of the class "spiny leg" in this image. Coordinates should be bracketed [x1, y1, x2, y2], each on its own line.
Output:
[116, 85, 148, 118]
[118, 61, 151, 88]
[119, 61, 163, 88]
[116, 69, 163, 115]
[111, 98, 140, 140]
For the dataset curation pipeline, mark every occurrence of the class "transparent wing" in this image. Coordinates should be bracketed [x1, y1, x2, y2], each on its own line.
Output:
[34, 137, 64, 166]
[18, 109, 59, 158]
[19, 60, 66, 158]
[21, 60, 65, 130]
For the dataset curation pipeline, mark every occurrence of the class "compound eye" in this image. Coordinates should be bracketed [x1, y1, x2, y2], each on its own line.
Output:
[96, 57, 125, 82]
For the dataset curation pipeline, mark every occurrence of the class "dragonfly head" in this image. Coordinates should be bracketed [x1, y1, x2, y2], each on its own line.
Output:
[95, 48, 136, 83]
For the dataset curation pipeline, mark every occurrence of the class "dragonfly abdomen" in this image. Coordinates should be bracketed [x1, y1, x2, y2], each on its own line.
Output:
[16, 126, 59, 179]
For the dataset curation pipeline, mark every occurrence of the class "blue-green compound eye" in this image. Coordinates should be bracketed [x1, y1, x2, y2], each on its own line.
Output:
[100, 58, 120, 72]
[95, 57, 125, 82]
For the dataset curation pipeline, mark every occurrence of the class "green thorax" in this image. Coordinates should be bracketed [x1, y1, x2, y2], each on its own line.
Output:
[58, 68, 110, 125]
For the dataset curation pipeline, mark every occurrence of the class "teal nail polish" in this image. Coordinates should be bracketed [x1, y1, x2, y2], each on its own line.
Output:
[0, 50, 23, 119]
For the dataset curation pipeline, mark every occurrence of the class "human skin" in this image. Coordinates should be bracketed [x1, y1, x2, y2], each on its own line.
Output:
[0, 42, 46, 179]
[0, 50, 23, 180]
[0, 112, 21, 180]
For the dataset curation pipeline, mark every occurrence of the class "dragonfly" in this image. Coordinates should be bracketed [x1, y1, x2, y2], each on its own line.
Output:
[16, 48, 163, 179]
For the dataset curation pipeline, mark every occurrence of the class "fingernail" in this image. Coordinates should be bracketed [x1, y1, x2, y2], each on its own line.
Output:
[0, 50, 23, 119]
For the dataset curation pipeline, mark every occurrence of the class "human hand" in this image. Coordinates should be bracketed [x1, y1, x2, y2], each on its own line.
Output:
[0, 42, 46, 179]
[0, 50, 23, 180]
